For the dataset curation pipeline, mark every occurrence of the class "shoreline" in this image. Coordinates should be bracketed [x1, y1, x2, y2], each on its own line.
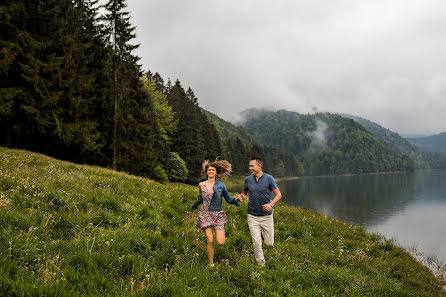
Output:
[232, 168, 442, 185]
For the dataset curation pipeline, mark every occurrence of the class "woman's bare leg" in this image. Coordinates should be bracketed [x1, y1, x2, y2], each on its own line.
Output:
[204, 228, 214, 264]
[215, 229, 225, 246]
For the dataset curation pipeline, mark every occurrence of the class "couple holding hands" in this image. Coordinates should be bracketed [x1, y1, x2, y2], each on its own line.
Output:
[192, 157, 282, 267]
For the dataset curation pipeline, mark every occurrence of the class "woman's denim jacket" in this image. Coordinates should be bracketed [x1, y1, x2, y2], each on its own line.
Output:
[191, 179, 239, 211]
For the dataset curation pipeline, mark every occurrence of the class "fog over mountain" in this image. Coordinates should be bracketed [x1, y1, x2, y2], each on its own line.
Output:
[127, 0, 446, 135]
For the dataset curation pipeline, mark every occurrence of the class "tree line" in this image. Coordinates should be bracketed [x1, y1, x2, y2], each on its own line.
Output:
[204, 111, 304, 177]
[0, 0, 230, 183]
[4, 0, 417, 181]
[1, 0, 302, 183]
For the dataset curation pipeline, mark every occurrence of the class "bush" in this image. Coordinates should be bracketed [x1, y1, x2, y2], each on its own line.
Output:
[152, 165, 169, 183]
[164, 152, 188, 182]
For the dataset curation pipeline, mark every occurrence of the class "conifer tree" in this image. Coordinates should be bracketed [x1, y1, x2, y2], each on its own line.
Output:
[146, 71, 166, 94]
[167, 80, 224, 183]
[72, 0, 114, 164]
[0, 0, 26, 146]
[0, 0, 100, 157]
[140, 75, 176, 167]
[102, 0, 139, 170]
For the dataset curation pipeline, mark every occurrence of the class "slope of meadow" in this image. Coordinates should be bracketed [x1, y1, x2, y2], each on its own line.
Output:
[0, 147, 444, 296]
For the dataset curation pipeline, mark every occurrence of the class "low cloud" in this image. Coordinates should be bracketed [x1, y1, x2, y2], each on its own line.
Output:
[307, 118, 329, 152]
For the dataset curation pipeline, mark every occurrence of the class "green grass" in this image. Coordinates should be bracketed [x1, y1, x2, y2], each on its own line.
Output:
[223, 175, 246, 192]
[0, 147, 444, 296]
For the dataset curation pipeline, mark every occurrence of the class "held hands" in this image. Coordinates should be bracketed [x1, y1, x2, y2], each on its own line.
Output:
[236, 193, 247, 202]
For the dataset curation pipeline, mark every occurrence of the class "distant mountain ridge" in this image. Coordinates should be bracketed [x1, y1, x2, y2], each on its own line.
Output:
[340, 114, 419, 156]
[205, 108, 446, 175]
[341, 114, 446, 168]
[240, 109, 415, 176]
[406, 133, 446, 154]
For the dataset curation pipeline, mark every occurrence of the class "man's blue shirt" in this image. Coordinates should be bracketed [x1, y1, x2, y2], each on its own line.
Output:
[243, 173, 278, 216]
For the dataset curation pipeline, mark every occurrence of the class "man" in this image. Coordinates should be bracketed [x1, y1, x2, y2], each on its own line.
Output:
[238, 157, 282, 266]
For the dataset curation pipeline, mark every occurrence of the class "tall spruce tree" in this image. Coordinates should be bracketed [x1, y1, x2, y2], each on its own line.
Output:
[167, 80, 224, 183]
[71, 0, 114, 164]
[102, 0, 139, 170]
[102, 1, 163, 179]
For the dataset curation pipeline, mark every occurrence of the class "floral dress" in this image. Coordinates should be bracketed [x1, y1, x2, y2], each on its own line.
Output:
[196, 185, 227, 230]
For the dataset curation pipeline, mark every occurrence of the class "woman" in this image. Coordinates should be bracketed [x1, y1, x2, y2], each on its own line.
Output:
[193, 160, 240, 266]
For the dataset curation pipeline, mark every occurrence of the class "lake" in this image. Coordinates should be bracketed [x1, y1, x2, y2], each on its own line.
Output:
[276, 169, 446, 263]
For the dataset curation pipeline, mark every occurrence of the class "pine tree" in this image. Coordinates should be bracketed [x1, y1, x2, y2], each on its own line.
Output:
[0, 0, 26, 146]
[140, 75, 176, 167]
[146, 70, 166, 94]
[72, 0, 113, 164]
[102, 0, 140, 170]
[167, 80, 224, 183]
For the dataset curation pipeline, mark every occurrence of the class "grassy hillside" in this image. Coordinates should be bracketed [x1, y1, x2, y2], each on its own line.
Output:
[407, 132, 446, 154]
[0, 147, 444, 296]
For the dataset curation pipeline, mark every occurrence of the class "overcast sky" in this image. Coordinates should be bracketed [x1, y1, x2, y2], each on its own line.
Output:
[126, 0, 446, 135]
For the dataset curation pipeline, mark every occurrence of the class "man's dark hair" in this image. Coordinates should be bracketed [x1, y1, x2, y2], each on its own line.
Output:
[250, 156, 263, 167]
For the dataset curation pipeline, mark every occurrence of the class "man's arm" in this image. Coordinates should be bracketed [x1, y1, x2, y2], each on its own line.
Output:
[237, 189, 249, 202]
[262, 188, 282, 212]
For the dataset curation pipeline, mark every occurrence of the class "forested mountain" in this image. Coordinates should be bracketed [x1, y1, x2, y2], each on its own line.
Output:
[342, 114, 446, 169]
[241, 109, 415, 176]
[204, 110, 304, 177]
[341, 114, 430, 168]
[407, 133, 446, 154]
[203, 110, 257, 144]
[341, 114, 419, 156]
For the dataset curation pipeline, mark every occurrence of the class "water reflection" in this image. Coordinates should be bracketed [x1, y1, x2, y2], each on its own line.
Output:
[277, 170, 446, 261]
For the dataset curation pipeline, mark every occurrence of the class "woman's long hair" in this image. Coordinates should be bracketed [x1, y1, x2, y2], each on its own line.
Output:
[201, 159, 232, 181]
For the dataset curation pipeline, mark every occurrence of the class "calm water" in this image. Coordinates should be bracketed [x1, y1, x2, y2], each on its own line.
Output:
[276, 170, 446, 262]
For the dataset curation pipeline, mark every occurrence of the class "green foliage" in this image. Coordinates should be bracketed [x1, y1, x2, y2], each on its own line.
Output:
[419, 151, 446, 169]
[0, 147, 444, 296]
[0, 0, 171, 181]
[140, 76, 176, 143]
[343, 114, 419, 156]
[165, 152, 189, 182]
[224, 136, 252, 175]
[262, 145, 304, 177]
[151, 165, 169, 184]
[167, 81, 224, 183]
[0, 0, 106, 161]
